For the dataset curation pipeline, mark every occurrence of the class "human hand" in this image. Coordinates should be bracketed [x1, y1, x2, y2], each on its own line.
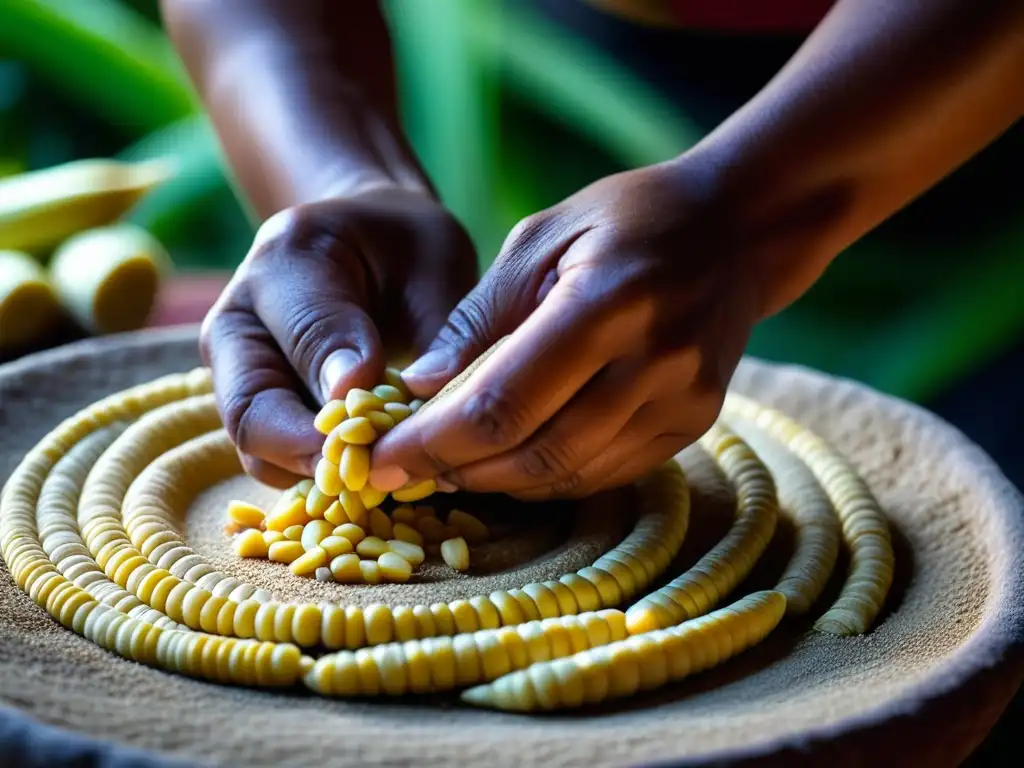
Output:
[369, 160, 764, 500]
[200, 186, 478, 487]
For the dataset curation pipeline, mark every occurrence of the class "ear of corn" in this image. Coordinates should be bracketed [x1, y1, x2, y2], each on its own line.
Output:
[0, 158, 174, 254]
[0, 339, 894, 710]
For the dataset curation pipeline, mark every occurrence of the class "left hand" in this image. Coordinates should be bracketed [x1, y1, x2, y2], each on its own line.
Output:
[369, 159, 765, 500]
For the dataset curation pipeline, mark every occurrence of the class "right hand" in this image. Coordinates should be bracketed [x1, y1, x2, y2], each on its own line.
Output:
[200, 186, 479, 487]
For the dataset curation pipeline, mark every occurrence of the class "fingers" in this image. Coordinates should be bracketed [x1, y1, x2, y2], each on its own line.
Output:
[200, 295, 324, 482]
[244, 208, 387, 403]
[399, 214, 577, 398]
[439, 355, 658, 494]
[369, 267, 639, 490]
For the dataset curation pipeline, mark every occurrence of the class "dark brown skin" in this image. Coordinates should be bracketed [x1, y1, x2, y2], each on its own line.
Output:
[162, 0, 1024, 498]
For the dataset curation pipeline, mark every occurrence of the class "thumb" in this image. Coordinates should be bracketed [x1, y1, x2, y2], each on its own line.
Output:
[400, 222, 559, 397]
[245, 214, 387, 404]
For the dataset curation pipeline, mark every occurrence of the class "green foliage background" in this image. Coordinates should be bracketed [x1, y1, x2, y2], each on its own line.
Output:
[2, 0, 1021, 402]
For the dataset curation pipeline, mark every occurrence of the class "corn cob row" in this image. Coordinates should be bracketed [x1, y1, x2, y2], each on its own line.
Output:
[0, 351, 895, 711]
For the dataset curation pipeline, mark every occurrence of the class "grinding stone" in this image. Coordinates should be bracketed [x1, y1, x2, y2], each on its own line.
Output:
[1, 325, 1022, 768]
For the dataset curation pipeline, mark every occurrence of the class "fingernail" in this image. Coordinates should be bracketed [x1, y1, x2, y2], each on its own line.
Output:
[402, 348, 452, 381]
[320, 349, 361, 401]
[369, 465, 409, 492]
[435, 477, 458, 493]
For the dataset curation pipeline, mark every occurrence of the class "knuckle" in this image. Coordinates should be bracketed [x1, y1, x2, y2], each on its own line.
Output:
[460, 387, 532, 449]
[505, 212, 548, 250]
[549, 469, 586, 498]
[517, 437, 580, 482]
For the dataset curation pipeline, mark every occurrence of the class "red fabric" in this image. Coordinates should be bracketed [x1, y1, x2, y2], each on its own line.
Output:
[665, 0, 834, 31]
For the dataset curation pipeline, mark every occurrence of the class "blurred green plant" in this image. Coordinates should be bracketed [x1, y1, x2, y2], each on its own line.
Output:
[1, 0, 1022, 401]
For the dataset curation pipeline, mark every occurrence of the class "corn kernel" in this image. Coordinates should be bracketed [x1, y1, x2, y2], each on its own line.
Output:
[416, 516, 448, 543]
[235, 529, 268, 558]
[372, 384, 405, 403]
[346, 388, 385, 418]
[391, 505, 417, 525]
[301, 520, 334, 551]
[441, 537, 470, 572]
[335, 416, 377, 445]
[413, 505, 437, 519]
[378, 552, 412, 583]
[223, 522, 242, 537]
[319, 535, 354, 559]
[330, 554, 362, 583]
[339, 445, 370, 492]
[386, 540, 425, 568]
[315, 457, 344, 496]
[292, 479, 314, 496]
[265, 497, 310, 532]
[382, 368, 411, 399]
[290, 547, 327, 577]
[392, 479, 436, 503]
[321, 427, 344, 464]
[314, 400, 348, 434]
[383, 402, 413, 424]
[262, 530, 285, 547]
[369, 508, 393, 540]
[333, 523, 366, 546]
[356, 536, 389, 559]
[366, 411, 396, 435]
[305, 486, 334, 519]
[392, 522, 423, 546]
[315, 567, 335, 583]
[359, 560, 382, 584]
[409, 398, 424, 412]
[359, 485, 388, 510]
[227, 501, 266, 529]
[268, 540, 305, 564]
[339, 489, 367, 527]
[323, 501, 347, 526]
[448, 510, 489, 544]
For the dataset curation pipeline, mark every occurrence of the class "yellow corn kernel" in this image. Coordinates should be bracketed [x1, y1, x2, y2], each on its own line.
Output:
[386, 540, 425, 568]
[359, 485, 388, 510]
[366, 411, 395, 435]
[333, 523, 366, 546]
[383, 402, 413, 424]
[409, 398, 424, 412]
[322, 427, 344, 464]
[392, 522, 423, 546]
[448, 510, 489, 544]
[372, 384, 406, 403]
[315, 457, 344, 496]
[235, 529, 268, 558]
[441, 537, 470, 572]
[382, 368, 411, 399]
[223, 522, 242, 537]
[378, 552, 412, 583]
[339, 445, 370, 492]
[292, 479, 315, 496]
[301, 520, 335, 551]
[413, 505, 437, 519]
[265, 497, 310, 532]
[392, 479, 436, 503]
[339, 489, 367, 527]
[323, 501, 347, 526]
[346, 388, 385, 418]
[391, 505, 418, 525]
[330, 554, 362, 583]
[227, 501, 266, 529]
[369, 508, 393, 540]
[305, 486, 334, 519]
[283, 525, 304, 542]
[356, 536, 389, 559]
[416, 516, 448, 543]
[290, 547, 328, 577]
[268, 540, 305, 564]
[314, 400, 347, 435]
[359, 560, 382, 584]
[335, 416, 377, 445]
[316, 567, 335, 583]
[319, 536, 354, 559]
[262, 532, 286, 548]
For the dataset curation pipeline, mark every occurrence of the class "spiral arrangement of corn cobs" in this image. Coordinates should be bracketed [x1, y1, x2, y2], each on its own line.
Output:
[0, 354, 895, 713]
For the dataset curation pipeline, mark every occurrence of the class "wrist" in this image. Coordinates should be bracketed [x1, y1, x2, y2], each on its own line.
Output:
[672, 135, 855, 319]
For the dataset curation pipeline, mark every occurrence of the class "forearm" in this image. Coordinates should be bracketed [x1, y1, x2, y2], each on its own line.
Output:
[686, 0, 1024, 316]
[161, 0, 429, 218]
